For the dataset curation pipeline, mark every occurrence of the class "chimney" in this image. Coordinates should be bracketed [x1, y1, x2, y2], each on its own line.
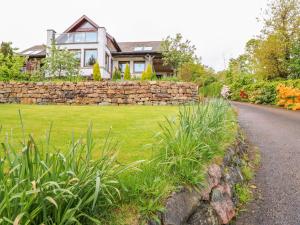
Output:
[47, 29, 56, 46]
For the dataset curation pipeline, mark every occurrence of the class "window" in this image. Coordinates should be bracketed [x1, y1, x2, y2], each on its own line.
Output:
[70, 50, 81, 65]
[85, 32, 97, 42]
[134, 47, 143, 51]
[74, 33, 85, 43]
[119, 61, 130, 73]
[133, 47, 153, 51]
[105, 53, 110, 71]
[134, 61, 145, 73]
[84, 49, 97, 67]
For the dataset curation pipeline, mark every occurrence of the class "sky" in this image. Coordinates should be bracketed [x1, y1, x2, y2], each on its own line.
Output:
[0, 0, 269, 71]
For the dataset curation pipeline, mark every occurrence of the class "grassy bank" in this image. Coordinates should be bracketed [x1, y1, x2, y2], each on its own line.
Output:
[0, 100, 238, 224]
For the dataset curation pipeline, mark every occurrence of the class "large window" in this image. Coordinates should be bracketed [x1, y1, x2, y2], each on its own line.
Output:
[56, 32, 98, 44]
[70, 50, 81, 65]
[84, 49, 97, 67]
[134, 61, 145, 73]
[85, 32, 97, 42]
[74, 33, 85, 43]
[119, 61, 130, 73]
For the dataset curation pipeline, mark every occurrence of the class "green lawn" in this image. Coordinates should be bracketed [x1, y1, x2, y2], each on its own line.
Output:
[0, 104, 178, 162]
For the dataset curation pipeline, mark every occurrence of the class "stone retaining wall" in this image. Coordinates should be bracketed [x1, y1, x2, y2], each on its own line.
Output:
[0, 81, 199, 105]
[148, 135, 249, 225]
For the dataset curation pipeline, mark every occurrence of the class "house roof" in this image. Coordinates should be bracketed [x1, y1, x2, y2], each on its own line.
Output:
[20, 45, 46, 57]
[117, 41, 162, 53]
[64, 15, 102, 33]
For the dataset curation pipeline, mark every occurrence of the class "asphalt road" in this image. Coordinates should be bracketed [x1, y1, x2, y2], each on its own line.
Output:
[231, 102, 300, 225]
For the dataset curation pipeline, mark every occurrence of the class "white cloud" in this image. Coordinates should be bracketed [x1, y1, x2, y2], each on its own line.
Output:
[0, 0, 268, 71]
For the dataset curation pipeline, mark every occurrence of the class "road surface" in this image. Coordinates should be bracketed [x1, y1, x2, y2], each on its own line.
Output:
[231, 102, 300, 225]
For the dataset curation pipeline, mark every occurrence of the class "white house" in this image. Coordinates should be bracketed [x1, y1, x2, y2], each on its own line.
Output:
[21, 15, 173, 79]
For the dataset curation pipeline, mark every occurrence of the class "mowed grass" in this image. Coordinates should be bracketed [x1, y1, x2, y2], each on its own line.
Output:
[0, 104, 178, 162]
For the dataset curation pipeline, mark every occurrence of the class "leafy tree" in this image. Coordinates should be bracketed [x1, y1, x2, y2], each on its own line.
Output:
[257, 0, 300, 79]
[141, 64, 153, 80]
[0, 42, 26, 81]
[93, 62, 101, 81]
[289, 40, 300, 78]
[42, 43, 79, 77]
[112, 67, 121, 80]
[0, 42, 15, 57]
[161, 33, 197, 76]
[0, 53, 26, 81]
[124, 64, 131, 80]
[254, 34, 288, 79]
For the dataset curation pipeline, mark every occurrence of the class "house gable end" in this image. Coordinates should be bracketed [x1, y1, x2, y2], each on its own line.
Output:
[64, 15, 101, 33]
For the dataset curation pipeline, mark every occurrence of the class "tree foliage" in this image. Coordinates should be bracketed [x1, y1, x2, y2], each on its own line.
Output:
[0, 42, 26, 81]
[226, 0, 300, 81]
[0, 42, 15, 57]
[0, 53, 26, 81]
[93, 62, 101, 81]
[124, 64, 131, 80]
[161, 33, 197, 76]
[42, 44, 79, 77]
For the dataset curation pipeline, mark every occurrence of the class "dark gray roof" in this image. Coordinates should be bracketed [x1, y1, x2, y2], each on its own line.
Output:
[20, 45, 46, 57]
[117, 41, 162, 53]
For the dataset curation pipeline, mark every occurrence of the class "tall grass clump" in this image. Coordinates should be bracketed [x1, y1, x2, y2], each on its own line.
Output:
[157, 99, 236, 185]
[119, 99, 237, 222]
[0, 120, 134, 224]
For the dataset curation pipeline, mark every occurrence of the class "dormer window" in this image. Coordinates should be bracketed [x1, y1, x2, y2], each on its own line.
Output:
[134, 47, 153, 51]
[134, 47, 143, 51]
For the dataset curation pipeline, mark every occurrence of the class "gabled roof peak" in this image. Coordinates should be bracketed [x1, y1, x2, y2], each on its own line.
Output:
[64, 15, 103, 33]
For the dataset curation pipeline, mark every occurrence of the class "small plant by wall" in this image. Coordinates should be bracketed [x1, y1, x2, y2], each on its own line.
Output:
[124, 64, 131, 80]
[93, 62, 101, 81]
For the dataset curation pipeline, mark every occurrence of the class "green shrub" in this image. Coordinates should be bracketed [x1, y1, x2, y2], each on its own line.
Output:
[0, 121, 131, 224]
[93, 62, 101, 81]
[112, 67, 122, 80]
[199, 82, 223, 97]
[230, 79, 300, 104]
[142, 64, 153, 80]
[0, 53, 27, 81]
[124, 64, 131, 80]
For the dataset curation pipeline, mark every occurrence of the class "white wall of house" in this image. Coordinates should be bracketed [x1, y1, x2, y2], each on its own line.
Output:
[46, 28, 112, 79]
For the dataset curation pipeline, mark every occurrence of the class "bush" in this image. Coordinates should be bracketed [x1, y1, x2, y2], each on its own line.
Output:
[124, 64, 131, 80]
[141, 64, 153, 80]
[93, 62, 101, 81]
[277, 84, 300, 110]
[0, 121, 130, 224]
[0, 53, 26, 81]
[112, 67, 121, 80]
[230, 79, 300, 105]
